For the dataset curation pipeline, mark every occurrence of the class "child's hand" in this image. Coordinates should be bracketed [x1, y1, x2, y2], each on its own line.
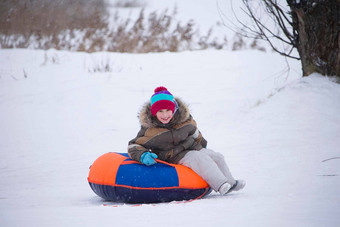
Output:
[140, 151, 158, 166]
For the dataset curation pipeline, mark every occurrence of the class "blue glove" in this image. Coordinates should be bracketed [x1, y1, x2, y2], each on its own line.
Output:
[140, 151, 158, 166]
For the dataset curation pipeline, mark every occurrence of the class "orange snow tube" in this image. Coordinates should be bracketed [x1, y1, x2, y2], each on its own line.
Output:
[88, 152, 211, 203]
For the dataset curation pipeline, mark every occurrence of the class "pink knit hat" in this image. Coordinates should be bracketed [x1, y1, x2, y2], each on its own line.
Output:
[150, 86, 176, 116]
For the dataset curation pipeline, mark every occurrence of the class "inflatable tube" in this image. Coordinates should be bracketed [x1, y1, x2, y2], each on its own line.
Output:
[88, 152, 211, 203]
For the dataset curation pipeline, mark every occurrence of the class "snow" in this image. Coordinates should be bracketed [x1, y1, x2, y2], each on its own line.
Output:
[1, 1, 340, 226]
[1, 48, 339, 227]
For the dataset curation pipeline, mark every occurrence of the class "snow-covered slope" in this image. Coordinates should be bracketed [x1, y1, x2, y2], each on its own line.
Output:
[0, 48, 339, 226]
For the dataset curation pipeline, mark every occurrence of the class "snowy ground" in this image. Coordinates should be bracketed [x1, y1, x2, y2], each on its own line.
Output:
[1, 48, 339, 227]
[1, 0, 340, 226]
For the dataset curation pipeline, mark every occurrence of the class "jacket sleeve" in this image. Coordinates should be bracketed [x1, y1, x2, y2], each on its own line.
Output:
[187, 123, 208, 149]
[157, 126, 206, 162]
[194, 129, 207, 148]
[127, 127, 149, 162]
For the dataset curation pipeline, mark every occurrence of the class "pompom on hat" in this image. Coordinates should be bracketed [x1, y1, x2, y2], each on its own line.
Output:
[150, 86, 176, 116]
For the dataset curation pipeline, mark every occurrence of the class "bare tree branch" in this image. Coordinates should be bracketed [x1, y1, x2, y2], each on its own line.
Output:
[220, 0, 340, 76]
[225, 0, 300, 59]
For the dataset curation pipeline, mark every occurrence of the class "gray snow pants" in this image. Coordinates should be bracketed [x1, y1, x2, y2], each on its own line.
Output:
[178, 148, 236, 192]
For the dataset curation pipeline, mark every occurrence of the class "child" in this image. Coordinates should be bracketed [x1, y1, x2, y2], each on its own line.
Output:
[128, 86, 245, 195]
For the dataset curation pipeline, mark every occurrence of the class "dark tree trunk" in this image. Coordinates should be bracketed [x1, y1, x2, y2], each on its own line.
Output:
[288, 0, 340, 77]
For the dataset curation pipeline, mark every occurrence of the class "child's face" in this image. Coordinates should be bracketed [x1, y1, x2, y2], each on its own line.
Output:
[156, 109, 173, 124]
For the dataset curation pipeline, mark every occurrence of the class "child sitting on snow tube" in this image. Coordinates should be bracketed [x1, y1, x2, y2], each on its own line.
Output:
[128, 86, 246, 195]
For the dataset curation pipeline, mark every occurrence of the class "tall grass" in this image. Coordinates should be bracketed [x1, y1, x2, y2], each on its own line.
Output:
[0, 0, 263, 53]
[0, 0, 108, 36]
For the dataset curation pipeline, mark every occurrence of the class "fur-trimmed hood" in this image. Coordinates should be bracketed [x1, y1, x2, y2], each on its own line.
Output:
[138, 97, 191, 128]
